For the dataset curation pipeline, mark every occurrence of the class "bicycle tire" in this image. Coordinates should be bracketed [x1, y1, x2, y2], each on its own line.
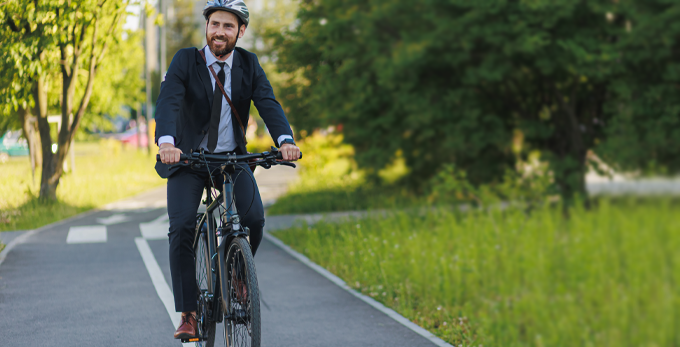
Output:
[195, 215, 216, 347]
[223, 237, 261, 347]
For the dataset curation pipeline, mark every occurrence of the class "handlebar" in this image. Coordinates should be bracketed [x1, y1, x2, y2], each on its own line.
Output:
[156, 146, 302, 169]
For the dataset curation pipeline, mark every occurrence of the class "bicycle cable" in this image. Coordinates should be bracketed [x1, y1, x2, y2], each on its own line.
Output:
[236, 162, 257, 216]
[196, 151, 275, 227]
[202, 154, 224, 224]
[223, 163, 255, 218]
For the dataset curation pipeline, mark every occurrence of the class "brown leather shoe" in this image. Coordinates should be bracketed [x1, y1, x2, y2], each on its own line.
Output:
[173, 313, 197, 339]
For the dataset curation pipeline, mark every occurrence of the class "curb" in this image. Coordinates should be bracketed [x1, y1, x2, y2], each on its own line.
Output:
[263, 231, 454, 347]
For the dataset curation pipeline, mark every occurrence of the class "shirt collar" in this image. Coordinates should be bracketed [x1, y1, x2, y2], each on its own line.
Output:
[203, 45, 234, 70]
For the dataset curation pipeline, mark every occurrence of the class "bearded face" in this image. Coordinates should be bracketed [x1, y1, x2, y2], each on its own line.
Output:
[207, 30, 237, 57]
[205, 10, 243, 58]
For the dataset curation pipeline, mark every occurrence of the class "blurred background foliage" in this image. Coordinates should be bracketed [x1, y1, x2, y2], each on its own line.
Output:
[0, 0, 678, 207]
[81, 30, 146, 133]
[267, 0, 680, 204]
[0, 1, 678, 345]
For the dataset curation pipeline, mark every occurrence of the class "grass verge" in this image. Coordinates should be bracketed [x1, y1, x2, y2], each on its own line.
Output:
[0, 140, 164, 232]
[273, 199, 678, 346]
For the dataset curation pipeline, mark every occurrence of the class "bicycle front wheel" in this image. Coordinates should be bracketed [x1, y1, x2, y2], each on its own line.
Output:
[195, 215, 216, 347]
[223, 237, 261, 347]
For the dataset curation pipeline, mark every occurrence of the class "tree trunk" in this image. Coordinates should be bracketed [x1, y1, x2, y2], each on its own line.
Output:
[33, 77, 61, 201]
[551, 150, 588, 205]
[17, 105, 41, 182]
[549, 86, 591, 214]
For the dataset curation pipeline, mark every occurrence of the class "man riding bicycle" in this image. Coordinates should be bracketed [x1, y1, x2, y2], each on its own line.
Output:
[155, 0, 300, 339]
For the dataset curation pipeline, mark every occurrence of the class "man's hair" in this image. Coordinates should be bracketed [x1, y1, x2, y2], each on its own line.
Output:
[206, 10, 245, 30]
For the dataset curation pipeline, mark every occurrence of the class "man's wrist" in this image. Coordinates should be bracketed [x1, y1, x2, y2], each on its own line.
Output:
[279, 138, 296, 146]
[158, 135, 175, 147]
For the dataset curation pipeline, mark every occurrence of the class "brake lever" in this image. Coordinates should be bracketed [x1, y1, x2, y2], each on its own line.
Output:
[255, 160, 272, 169]
[277, 161, 297, 168]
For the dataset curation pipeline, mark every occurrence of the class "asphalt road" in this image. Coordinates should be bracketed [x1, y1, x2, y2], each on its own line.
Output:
[0, 166, 441, 346]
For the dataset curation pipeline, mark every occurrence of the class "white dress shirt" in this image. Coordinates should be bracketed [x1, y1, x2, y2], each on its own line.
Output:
[158, 46, 292, 152]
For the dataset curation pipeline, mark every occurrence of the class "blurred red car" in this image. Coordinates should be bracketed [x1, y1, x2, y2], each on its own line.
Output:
[118, 125, 149, 147]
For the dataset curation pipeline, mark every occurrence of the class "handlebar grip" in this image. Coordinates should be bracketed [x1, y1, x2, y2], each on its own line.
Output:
[275, 151, 303, 160]
[156, 153, 189, 162]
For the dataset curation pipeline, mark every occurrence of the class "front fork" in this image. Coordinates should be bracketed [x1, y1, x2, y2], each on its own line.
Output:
[215, 170, 249, 313]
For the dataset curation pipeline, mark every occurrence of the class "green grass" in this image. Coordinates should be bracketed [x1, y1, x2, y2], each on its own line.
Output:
[273, 199, 679, 346]
[0, 139, 164, 232]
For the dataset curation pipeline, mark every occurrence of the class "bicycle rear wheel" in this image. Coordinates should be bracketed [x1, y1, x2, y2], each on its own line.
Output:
[223, 237, 261, 347]
[194, 214, 216, 347]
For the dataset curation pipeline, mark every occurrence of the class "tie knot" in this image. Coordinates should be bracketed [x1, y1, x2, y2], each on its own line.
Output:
[216, 62, 226, 69]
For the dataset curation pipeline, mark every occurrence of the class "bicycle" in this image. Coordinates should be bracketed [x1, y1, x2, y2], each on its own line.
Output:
[157, 147, 300, 347]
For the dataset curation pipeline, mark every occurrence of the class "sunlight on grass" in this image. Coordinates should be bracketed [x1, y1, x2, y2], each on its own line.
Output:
[274, 200, 679, 346]
[0, 140, 164, 231]
[268, 132, 419, 214]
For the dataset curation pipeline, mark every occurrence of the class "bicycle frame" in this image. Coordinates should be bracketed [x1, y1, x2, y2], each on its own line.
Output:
[167, 147, 298, 344]
[194, 163, 251, 322]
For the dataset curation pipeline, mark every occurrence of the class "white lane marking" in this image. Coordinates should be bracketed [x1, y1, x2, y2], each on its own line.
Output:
[140, 222, 169, 240]
[135, 237, 193, 347]
[264, 232, 454, 347]
[150, 213, 169, 224]
[140, 216, 170, 240]
[96, 214, 129, 225]
[66, 226, 107, 244]
[0, 209, 102, 267]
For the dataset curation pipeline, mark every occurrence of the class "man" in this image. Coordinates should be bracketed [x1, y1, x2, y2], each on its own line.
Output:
[155, 0, 300, 339]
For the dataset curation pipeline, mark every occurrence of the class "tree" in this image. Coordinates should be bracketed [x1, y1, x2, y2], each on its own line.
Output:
[270, 0, 680, 202]
[166, 0, 202, 65]
[2, 0, 130, 200]
[0, 6, 45, 178]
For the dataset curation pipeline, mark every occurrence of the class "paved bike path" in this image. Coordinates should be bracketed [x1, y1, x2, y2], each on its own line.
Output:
[0, 207, 177, 346]
[0, 166, 441, 347]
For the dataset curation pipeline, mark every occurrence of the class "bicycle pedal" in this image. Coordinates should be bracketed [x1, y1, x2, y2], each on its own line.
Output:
[180, 337, 204, 343]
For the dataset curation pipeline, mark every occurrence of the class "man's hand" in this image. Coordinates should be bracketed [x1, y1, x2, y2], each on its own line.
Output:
[280, 143, 301, 161]
[159, 143, 183, 164]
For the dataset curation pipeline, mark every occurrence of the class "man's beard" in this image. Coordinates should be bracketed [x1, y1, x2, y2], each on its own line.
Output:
[207, 33, 238, 58]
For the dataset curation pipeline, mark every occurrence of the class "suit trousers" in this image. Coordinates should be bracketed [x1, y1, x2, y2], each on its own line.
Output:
[166, 163, 264, 312]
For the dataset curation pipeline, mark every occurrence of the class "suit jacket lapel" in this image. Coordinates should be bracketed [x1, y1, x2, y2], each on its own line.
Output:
[195, 48, 214, 107]
[231, 49, 243, 108]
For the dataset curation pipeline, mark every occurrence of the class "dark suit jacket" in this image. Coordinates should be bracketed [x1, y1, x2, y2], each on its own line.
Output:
[154, 47, 293, 178]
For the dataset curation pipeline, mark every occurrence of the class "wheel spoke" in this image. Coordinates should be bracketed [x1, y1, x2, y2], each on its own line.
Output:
[223, 239, 259, 347]
[194, 221, 217, 347]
